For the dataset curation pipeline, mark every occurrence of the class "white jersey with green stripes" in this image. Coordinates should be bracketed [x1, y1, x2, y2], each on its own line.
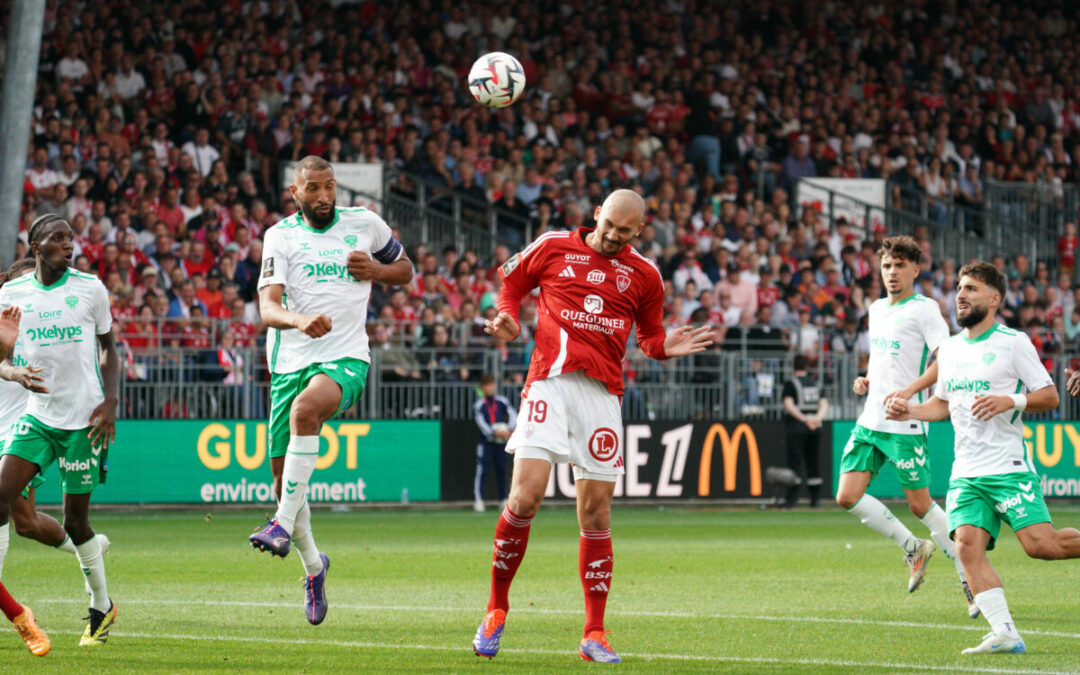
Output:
[934, 323, 1054, 478]
[856, 292, 949, 435]
[0, 269, 111, 430]
[259, 206, 403, 375]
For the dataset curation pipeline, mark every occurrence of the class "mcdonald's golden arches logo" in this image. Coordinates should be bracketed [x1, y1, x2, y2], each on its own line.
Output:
[698, 423, 762, 496]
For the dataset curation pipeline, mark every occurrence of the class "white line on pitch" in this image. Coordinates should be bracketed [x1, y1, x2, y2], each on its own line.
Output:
[47, 629, 1080, 675]
[36, 598, 1080, 639]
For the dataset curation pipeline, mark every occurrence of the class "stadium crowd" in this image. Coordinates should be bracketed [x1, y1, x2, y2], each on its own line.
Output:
[7, 0, 1080, 408]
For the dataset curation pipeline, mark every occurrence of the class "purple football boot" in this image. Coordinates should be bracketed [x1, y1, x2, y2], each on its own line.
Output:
[249, 519, 291, 557]
[304, 553, 330, 625]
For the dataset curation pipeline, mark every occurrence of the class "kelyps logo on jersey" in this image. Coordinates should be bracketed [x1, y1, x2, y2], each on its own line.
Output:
[26, 324, 83, 342]
[945, 377, 990, 394]
[870, 337, 901, 352]
[302, 262, 351, 281]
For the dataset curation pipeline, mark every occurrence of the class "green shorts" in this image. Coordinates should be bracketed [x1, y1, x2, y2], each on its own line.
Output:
[268, 358, 369, 458]
[839, 425, 931, 489]
[946, 473, 1052, 551]
[2, 415, 101, 495]
[0, 440, 47, 500]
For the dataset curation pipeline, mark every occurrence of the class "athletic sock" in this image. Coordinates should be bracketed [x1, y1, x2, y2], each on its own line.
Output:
[919, 502, 965, 577]
[275, 435, 320, 533]
[487, 507, 532, 613]
[847, 495, 919, 553]
[292, 500, 323, 577]
[75, 535, 110, 613]
[0, 523, 7, 579]
[976, 588, 1021, 639]
[0, 582, 22, 622]
[579, 528, 613, 636]
[56, 535, 77, 554]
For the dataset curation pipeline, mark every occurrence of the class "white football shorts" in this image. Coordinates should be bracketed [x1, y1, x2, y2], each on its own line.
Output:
[506, 370, 624, 482]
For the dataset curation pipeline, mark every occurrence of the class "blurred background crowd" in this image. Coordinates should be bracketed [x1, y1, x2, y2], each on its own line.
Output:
[7, 0, 1080, 418]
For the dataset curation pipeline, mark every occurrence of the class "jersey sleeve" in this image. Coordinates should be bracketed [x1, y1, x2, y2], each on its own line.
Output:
[921, 300, 949, 353]
[496, 240, 544, 322]
[258, 228, 288, 290]
[781, 380, 797, 401]
[367, 211, 404, 264]
[634, 267, 669, 360]
[1012, 332, 1055, 392]
[92, 280, 113, 335]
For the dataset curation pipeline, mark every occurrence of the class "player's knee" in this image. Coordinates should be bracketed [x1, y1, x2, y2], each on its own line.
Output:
[11, 516, 37, 540]
[507, 489, 542, 518]
[289, 400, 324, 435]
[835, 492, 857, 510]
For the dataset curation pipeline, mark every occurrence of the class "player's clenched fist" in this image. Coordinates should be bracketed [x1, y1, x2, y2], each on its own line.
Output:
[484, 312, 520, 341]
[347, 251, 379, 281]
[852, 376, 869, 395]
[294, 313, 332, 338]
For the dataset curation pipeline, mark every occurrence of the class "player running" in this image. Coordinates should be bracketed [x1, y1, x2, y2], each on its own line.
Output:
[248, 156, 412, 625]
[836, 236, 975, 616]
[471, 189, 712, 663]
[887, 262, 1080, 654]
[0, 214, 120, 647]
[0, 260, 109, 588]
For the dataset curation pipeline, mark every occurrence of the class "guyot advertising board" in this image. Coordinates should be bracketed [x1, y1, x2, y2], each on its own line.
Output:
[30, 420, 440, 504]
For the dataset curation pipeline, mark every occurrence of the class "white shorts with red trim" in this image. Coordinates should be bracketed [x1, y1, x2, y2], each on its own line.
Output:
[506, 370, 624, 481]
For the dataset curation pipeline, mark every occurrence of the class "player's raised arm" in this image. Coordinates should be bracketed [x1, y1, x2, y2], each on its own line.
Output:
[258, 284, 332, 338]
[347, 250, 413, 285]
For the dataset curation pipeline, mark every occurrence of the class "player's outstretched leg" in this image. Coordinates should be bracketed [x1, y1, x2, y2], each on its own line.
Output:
[576, 478, 620, 664]
[956, 526, 1025, 655]
[473, 505, 532, 657]
[839, 476, 930, 592]
[294, 501, 328, 625]
[0, 583, 49, 656]
[579, 527, 619, 663]
[916, 501, 978, 618]
[472, 458, 546, 658]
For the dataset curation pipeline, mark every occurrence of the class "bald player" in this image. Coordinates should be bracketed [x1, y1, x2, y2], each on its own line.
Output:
[471, 190, 713, 663]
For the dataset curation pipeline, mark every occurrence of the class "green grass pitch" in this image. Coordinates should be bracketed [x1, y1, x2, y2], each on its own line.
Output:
[2, 505, 1079, 673]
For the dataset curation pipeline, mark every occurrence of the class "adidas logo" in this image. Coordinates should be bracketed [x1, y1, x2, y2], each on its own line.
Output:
[558, 266, 576, 278]
[589, 582, 610, 593]
[493, 560, 510, 570]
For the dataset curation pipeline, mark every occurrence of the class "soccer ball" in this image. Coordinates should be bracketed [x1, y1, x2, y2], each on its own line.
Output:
[468, 52, 526, 108]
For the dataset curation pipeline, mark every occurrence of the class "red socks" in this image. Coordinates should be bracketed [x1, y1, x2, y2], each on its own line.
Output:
[486, 507, 532, 613]
[0, 582, 23, 622]
[579, 528, 613, 636]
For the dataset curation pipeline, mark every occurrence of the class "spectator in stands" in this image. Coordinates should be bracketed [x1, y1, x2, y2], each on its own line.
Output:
[168, 280, 207, 319]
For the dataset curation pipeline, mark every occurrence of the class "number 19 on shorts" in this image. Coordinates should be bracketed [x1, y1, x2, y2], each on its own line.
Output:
[525, 399, 547, 423]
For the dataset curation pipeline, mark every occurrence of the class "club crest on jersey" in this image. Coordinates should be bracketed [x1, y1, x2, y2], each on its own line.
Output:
[501, 255, 520, 276]
[65, 295, 78, 309]
[587, 269, 606, 285]
[344, 234, 357, 248]
[584, 294, 604, 315]
[982, 352, 996, 365]
[262, 257, 275, 278]
[616, 274, 631, 293]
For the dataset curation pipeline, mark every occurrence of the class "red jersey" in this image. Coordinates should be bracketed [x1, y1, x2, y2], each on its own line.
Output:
[497, 228, 668, 396]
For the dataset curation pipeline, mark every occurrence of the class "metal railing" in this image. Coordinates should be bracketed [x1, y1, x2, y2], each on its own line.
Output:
[116, 324, 1080, 423]
[795, 178, 1046, 268]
